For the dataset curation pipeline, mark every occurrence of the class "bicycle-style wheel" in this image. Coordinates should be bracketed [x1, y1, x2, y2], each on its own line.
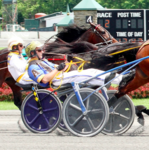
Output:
[62, 88, 109, 137]
[21, 90, 62, 133]
[102, 90, 135, 135]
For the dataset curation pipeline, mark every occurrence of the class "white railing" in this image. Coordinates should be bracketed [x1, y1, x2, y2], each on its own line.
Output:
[0, 31, 57, 39]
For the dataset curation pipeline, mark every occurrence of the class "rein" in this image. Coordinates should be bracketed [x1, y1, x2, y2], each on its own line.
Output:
[110, 46, 141, 56]
[0, 60, 7, 64]
[95, 40, 113, 46]
[0, 66, 8, 70]
[0, 51, 9, 56]
[49, 56, 90, 90]
[44, 34, 57, 44]
[0, 50, 21, 64]
[45, 52, 90, 70]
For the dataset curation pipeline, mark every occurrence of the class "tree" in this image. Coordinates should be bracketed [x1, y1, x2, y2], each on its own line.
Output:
[97, 0, 149, 9]
[17, 0, 81, 19]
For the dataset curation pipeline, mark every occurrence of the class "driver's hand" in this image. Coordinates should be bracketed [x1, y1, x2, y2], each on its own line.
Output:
[62, 61, 69, 72]
[56, 63, 66, 71]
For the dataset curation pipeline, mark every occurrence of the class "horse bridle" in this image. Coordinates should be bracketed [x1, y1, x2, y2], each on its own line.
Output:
[91, 24, 113, 46]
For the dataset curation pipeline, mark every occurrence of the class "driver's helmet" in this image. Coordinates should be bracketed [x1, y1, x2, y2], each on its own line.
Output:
[25, 41, 43, 57]
[8, 36, 24, 50]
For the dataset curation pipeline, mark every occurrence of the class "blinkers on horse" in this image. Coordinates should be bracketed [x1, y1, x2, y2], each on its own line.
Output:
[89, 22, 113, 46]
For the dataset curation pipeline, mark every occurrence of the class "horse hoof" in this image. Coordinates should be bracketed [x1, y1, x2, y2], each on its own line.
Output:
[137, 118, 145, 126]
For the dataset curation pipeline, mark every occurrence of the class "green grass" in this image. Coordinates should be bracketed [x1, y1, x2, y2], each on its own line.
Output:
[132, 98, 149, 108]
[0, 47, 6, 50]
[0, 101, 19, 110]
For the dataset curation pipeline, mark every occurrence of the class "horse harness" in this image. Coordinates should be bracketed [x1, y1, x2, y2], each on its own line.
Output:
[92, 24, 113, 46]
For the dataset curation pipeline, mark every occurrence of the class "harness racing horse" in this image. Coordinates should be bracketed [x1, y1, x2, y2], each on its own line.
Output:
[46, 22, 143, 70]
[54, 22, 143, 48]
[107, 40, 149, 124]
[54, 22, 118, 45]
[44, 39, 143, 71]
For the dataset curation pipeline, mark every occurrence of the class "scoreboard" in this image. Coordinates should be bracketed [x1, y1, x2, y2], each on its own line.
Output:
[97, 9, 147, 42]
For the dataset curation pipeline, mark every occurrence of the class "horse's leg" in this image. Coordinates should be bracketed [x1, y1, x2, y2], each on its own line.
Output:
[108, 67, 149, 125]
[107, 75, 149, 107]
[117, 73, 149, 125]
[0, 69, 8, 87]
[5, 77, 22, 110]
[116, 66, 149, 98]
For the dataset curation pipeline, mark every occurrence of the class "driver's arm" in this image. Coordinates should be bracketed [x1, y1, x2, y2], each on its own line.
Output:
[41, 69, 59, 84]
[40, 62, 68, 84]
[28, 62, 67, 85]
[9, 54, 27, 72]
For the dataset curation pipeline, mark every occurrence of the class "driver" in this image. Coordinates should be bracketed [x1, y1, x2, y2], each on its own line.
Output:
[26, 41, 123, 88]
[7, 37, 36, 84]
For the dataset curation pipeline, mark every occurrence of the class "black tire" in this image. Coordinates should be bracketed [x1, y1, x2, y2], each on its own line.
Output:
[102, 90, 135, 135]
[62, 88, 109, 137]
[21, 90, 62, 133]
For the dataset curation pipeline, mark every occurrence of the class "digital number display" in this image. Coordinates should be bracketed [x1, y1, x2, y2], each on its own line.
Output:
[97, 10, 145, 41]
[105, 19, 110, 28]
[116, 19, 121, 28]
[98, 19, 110, 28]
[122, 19, 127, 28]
[138, 19, 143, 28]
[131, 19, 136, 28]
[98, 19, 103, 27]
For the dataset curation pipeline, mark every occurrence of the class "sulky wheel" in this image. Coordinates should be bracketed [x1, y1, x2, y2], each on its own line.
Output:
[62, 88, 109, 137]
[102, 90, 135, 135]
[21, 89, 62, 133]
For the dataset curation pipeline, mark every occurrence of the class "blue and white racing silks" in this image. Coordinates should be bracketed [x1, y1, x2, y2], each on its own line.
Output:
[28, 58, 123, 88]
[28, 59, 56, 87]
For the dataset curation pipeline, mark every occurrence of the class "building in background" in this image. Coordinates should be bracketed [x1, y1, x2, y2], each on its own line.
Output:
[56, 4, 74, 32]
[2, 0, 105, 32]
[72, 0, 105, 28]
[24, 5, 74, 32]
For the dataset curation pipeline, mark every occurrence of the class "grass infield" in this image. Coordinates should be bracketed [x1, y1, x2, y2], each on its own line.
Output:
[0, 101, 19, 110]
[0, 47, 5, 50]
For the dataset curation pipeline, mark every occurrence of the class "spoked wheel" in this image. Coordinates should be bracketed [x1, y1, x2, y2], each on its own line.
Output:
[62, 88, 109, 137]
[102, 90, 135, 135]
[58, 95, 69, 132]
[21, 90, 62, 133]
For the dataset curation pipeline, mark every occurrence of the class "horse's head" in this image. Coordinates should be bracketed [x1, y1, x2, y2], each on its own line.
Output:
[89, 22, 118, 45]
[53, 23, 118, 45]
